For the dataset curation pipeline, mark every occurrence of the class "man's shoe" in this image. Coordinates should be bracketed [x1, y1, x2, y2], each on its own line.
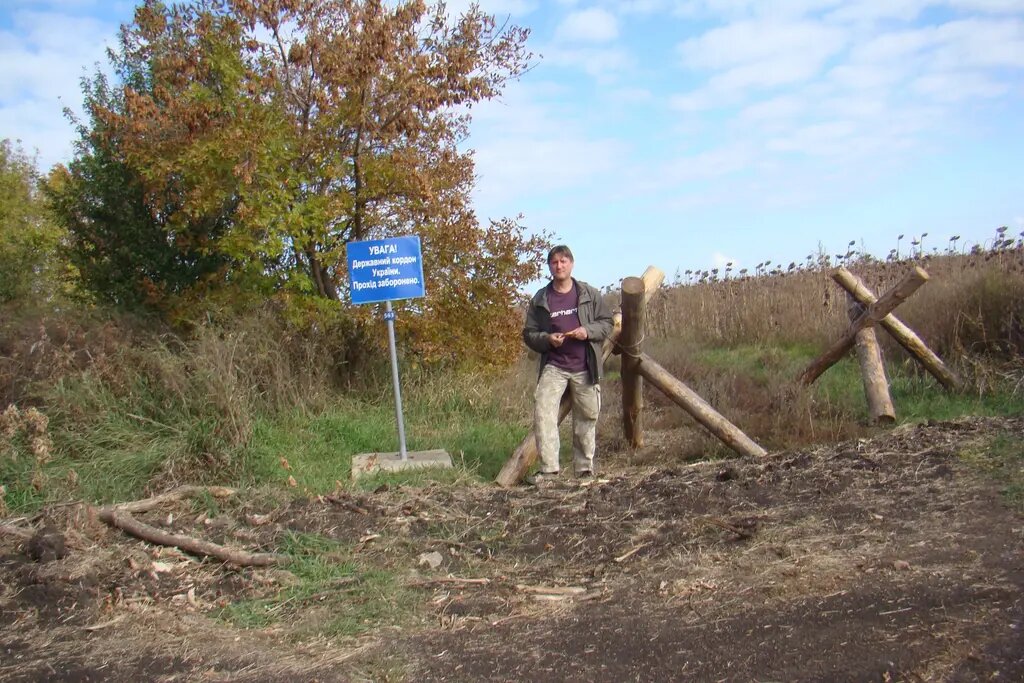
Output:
[525, 470, 560, 486]
[576, 469, 595, 481]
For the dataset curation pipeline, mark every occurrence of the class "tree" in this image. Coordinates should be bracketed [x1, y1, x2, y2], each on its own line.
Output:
[56, 0, 548, 364]
[0, 140, 66, 304]
[46, 49, 246, 311]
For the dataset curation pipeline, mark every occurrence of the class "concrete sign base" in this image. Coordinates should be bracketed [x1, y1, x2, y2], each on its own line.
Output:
[351, 449, 453, 479]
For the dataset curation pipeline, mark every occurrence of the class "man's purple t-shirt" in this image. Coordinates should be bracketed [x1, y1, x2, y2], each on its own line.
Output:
[546, 283, 588, 373]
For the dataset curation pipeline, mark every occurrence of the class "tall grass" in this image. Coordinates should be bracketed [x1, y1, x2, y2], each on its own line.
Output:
[0, 300, 535, 511]
[644, 242, 1024, 358]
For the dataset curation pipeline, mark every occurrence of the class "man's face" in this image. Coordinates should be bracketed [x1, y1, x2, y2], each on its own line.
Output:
[548, 253, 574, 281]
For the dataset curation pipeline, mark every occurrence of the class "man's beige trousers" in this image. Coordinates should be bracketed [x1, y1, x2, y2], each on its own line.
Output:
[533, 365, 601, 474]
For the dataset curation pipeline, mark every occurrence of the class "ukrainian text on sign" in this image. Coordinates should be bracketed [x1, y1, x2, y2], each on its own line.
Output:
[347, 236, 426, 304]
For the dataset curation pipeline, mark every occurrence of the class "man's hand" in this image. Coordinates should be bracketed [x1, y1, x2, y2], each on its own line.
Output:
[549, 332, 566, 348]
[565, 327, 589, 340]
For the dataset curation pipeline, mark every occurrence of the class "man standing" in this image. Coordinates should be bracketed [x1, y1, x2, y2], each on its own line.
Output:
[522, 245, 614, 483]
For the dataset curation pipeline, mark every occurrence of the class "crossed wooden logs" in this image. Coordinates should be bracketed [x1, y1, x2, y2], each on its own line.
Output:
[799, 266, 960, 423]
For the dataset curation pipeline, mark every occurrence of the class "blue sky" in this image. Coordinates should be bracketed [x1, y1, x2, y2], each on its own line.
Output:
[2, 0, 1023, 291]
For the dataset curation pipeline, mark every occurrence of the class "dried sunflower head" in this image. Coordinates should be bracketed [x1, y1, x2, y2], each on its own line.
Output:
[22, 408, 49, 437]
[1, 404, 20, 440]
[31, 436, 52, 465]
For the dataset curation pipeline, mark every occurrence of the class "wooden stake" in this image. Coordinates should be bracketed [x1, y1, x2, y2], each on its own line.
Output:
[620, 276, 647, 449]
[800, 267, 929, 385]
[831, 267, 960, 391]
[495, 267, 665, 488]
[636, 353, 767, 458]
[849, 297, 896, 424]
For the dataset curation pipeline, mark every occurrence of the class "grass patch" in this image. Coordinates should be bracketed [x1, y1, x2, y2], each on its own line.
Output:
[690, 343, 818, 383]
[219, 532, 423, 639]
[890, 368, 1024, 421]
[240, 399, 523, 495]
[958, 433, 1024, 509]
[239, 403, 399, 492]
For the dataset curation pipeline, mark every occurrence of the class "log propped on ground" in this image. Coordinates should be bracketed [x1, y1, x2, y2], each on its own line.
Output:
[96, 486, 284, 568]
[848, 297, 896, 424]
[636, 353, 767, 458]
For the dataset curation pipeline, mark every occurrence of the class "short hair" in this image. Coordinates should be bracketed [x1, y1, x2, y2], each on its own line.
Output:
[547, 245, 574, 263]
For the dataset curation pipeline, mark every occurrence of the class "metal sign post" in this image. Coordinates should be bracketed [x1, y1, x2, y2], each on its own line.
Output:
[383, 300, 408, 460]
[347, 235, 451, 476]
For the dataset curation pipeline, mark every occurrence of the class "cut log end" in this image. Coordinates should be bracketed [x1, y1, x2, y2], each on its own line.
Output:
[621, 276, 645, 296]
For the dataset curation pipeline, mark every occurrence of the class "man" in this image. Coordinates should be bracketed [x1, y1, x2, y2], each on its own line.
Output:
[522, 245, 614, 484]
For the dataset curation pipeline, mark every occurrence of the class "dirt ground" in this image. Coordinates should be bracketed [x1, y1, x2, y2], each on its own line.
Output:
[2, 416, 1022, 682]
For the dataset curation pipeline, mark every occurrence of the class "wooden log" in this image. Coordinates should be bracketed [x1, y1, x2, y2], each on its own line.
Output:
[636, 353, 767, 458]
[495, 267, 664, 488]
[799, 267, 929, 385]
[104, 485, 237, 514]
[831, 267, 960, 391]
[97, 508, 283, 567]
[620, 276, 647, 449]
[848, 297, 896, 424]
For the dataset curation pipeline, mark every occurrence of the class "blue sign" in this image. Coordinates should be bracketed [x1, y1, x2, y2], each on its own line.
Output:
[347, 236, 426, 305]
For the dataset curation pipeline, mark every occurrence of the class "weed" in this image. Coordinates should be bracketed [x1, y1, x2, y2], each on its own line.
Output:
[219, 532, 423, 639]
[958, 434, 1024, 509]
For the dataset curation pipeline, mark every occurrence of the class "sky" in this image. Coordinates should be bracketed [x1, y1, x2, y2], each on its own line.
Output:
[2, 0, 1023, 291]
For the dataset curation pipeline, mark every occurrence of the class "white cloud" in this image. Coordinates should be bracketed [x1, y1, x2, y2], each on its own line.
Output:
[675, 20, 847, 102]
[0, 9, 118, 169]
[911, 71, 1010, 100]
[670, 0, 842, 19]
[826, 63, 907, 91]
[711, 251, 737, 269]
[473, 134, 625, 204]
[441, 0, 540, 18]
[679, 20, 845, 70]
[658, 143, 754, 184]
[607, 86, 654, 103]
[825, 0, 932, 23]
[948, 0, 1024, 12]
[667, 1, 1024, 178]
[542, 44, 633, 78]
[932, 18, 1024, 69]
[467, 81, 629, 213]
[555, 8, 619, 43]
[766, 120, 860, 156]
[738, 95, 807, 124]
[849, 27, 936, 63]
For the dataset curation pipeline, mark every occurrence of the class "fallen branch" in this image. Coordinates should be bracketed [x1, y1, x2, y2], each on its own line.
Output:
[109, 485, 237, 514]
[98, 508, 283, 567]
[84, 615, 128, 632]
[325, 494, 369, 516]
[95, 486, 281, 568]
[614, 543, 650, 563]
[516, 584, 588, 596]
[701, 516, 754, 539]
[410, 577, 492, 588]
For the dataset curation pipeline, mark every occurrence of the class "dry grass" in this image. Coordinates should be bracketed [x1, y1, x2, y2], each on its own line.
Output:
[643, 242, 1024, 358]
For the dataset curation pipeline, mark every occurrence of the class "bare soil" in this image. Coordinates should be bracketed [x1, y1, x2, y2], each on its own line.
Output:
[2, 416, 1022, 682]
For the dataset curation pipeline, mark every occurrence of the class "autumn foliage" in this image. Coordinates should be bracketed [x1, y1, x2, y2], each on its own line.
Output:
[48, 0, 548, 366]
